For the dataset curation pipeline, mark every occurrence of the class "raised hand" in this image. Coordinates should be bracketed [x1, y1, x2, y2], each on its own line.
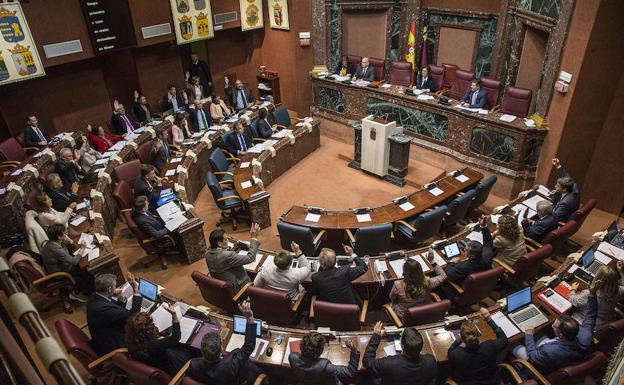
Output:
[185, 71, 190, 81]
[479, 215, 488, 228]
[250, 223, 261, 238]
[134, 90, 139, 99]
[291, 241, 301, 255]
[238, 300, 254, 320]
[426, 248, 435, 263]
[128, 272, 138, 292]
[345, 339, 358, 352]
[344, 244, 354, 256]
[479, 307, 491, 320]
[373, 321, 385, 336]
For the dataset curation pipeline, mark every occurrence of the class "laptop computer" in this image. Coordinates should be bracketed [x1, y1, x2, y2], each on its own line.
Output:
[126, 278, 158, 312]
[507, 287, 548, 332]
[581, 248, 604, 276]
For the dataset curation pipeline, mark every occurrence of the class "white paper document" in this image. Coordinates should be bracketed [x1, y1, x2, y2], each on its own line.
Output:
[157, 201, 183, 221]
[241, 180, 253, 189]
[164, 215, 187, 232]
[417, 94, 435, 101]
[165, 169, 176, 177]
[455, 174, 470, 183]
[10, 169, 23, 176]
[477, 109, 489, 115]
[431, 250, 447, 267]
[76, 200, 90, 210]
[272, 129, 293, 138]
[70, 215, 87, 226]
[399, 201, 415, 212]
[598, 242, 624, 261]
[524, 119, 536, 127]
[78, 232, 94, 246]
[388, 259, 405, 278]
[87, 247, 100, 261]
[428, 187, 444, 196]
[356, 214, 372, 222]
[226, 334, 268, 357]
[522, 195, 544, 211]
[171, 157, 182, 163]
[244, 254, 264, 271]
[381, 83, 392, 88]
[491, 311, 521, 337]
[567, 264, 579, 273]
[466, 231, 484, 244]
[490, 214, 501, 224]
[536, 185, 551, 196]
[499, 114, 517, 122]
[409, 254, 431, 273]
[374, 260, 388, 273]
[383, 344, 397, 356]
[239, 162, 250, 168]
[94, 158, 109, 165]
[179, 316, 199, 343]
[305, 213, 321, 222]
[511, 204, 537, 225]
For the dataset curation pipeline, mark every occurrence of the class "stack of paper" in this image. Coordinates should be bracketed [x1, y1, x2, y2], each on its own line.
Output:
[428, 187, 444, 196]
[490, 312, 521, 337]
[388, 259, 405, 278]
[157, 201, 187, 231]
[272, 129, 293, 138]
[399, 201, 415, 212]
[70, 215, 87, 226]
[179, 316, 199, 343]
[356, 213, 372, 222]
[522, 195, 544, 211]
[598, 242, 624, 261]
[417, 94, 435, 101]
[226, 334, 269, 358]
[499, 114, 517, 122]
[87, 247, 100, 261]
[78, 232, 94, 246]
[455, 174, 470, 183]
[305, 213, 320, 222]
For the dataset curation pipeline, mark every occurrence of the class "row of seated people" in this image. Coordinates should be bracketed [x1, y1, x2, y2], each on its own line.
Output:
[333, 54, 533, 117]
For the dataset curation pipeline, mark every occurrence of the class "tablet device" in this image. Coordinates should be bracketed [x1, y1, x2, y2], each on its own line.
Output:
[233, 315, 262, 337]
[443, 242, 461, 258]
[138, 278, 158, 301]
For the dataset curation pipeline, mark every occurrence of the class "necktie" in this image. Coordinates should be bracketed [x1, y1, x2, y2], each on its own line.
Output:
[33, 126, 45, 141]
[199, 109, 209, 129]
[162, 140, 170, 161]
[240, 90, 247, 107]
[122, 115, 134, 133]
[172, 97, 179, 111]
[238, 134, 247, 151]
[471, 91, 478, 106]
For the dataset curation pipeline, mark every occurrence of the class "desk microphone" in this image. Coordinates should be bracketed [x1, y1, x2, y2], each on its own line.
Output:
[392, 196, 408, 205]
[424, 182, 437, 190]
[351, 207, 371, 215]
[306, 206, 326, 215]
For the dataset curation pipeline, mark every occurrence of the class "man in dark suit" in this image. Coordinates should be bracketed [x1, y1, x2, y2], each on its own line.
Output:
[24, 114, 51, 148]
[364, 321, 437, 385]
[188, 52, 213, 93]
[225, 122, 252, 156]
[255, 108, 273, 138]
[134, 164, 165, 209]
[132, 196, 176, 248]
[352, 57, 376, 82]
[522, 200, 558, 242]
[150, 129, 174, 172]
[550, 158, 580, 222]
[45, 173, 78, 212]
[55, 148, 86, 190]
[189, 99, 212, 132]
[86, 272, 143, 356]
[161, 84, 189, 113]
[461, 79, 488, 109]
[225, 78, 255, 112]
[187, 301, 262, 385]
[415, 66, 437, 92]
[111, 102, 139, 135]
[311, 245, 368, 305]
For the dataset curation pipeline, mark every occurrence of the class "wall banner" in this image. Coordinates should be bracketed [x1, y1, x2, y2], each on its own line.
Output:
[169, 0, 214, 44]
[0, 3, 45, 86]
[240, 0, 264, 31]
[269, 0, 289, 31]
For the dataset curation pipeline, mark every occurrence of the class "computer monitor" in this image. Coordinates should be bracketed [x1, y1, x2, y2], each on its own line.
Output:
[443, 242, 461, 258]
[507, 287, 531, 313]
[233, 315, 262, 337]
[138, 278, 158, 301]
[582, 248, 595, 269]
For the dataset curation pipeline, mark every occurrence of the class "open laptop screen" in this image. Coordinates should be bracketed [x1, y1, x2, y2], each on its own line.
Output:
[443, 242, 461, 258]
[507, 287, 531, 313]
[138, 278, 158, 301]
[233, 315, 262, 337]
[582, 248, 595, 269]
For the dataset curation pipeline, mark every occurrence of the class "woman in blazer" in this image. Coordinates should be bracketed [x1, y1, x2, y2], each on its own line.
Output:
[493, 214, 526, 266]
[209, 95, 232, 122]
[170, 113, 192, 146]
[87, 124, 123, 153]
[415, 66, 437, 92]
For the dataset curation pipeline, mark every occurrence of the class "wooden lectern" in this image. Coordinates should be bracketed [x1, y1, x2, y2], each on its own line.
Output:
[360, 115, 403, 177]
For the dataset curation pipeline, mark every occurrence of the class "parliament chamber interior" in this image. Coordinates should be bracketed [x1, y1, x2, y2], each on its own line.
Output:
[1, 1, 624, 385]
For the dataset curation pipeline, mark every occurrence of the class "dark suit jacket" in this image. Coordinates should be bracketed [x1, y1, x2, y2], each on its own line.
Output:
[24, 125, 51, 147]
[255, 119, 273, 139]
[364, 333, 438, 385]
[133, 103, 154, 124]
[225, 132, 252, 156]
[335, 62, 355, 75]
[150, 139, 172, 171]
[461, 88, 488, 109]
[445, 226, 493, 284]
[86, 293, 143, 356]
[522, 214, 558, 243]
[189, 106, 212, 132]
[111, 112, 139, 135]
[311, 256, 368, 305]
[133, 177, 162, 209]
[188, 59, 213, 89]
[354, 65, 375, 81]
[54, 159, 86, 189]
[161, 93, 188, 113]
[551, 167, 580, 222]
[48, 188, 77, 212]
[133, 210, 168, 239]
[225, 86, 255, 110]
[415, 75, 437, 92]
[187, 322, 261, 385]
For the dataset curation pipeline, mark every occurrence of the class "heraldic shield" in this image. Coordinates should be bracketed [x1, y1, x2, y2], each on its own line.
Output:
[0, 51, 9, 81]
[246, 3, 260, 26]
[179, 16, 193, 40]
[176, 0, 190, 13]
[10, 44, 36, 76]
[196, 12, 210, 37]
[0, 7, 26, 43]
[194, 0, 206, 10]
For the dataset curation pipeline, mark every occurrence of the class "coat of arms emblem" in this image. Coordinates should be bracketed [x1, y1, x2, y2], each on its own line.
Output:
[196, 12, 210, 37]
[0, 7, 25, 43]
[0, 51, 9, 81]
[9, 44, 36, 76]
[272, 2, 283, 26]
[245, 2, 260, 27]
[194, 0, 206, 11]
[178, 15, 193, 40]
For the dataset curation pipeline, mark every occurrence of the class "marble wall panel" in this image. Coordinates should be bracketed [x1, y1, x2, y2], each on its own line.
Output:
[389, 0, 403, 62]
[470, 127, 517, 163]
[517, 0, 562, 20]
[319, 86, 347, 113]
[366, 97, 448, 140]
[524, 137, 543, 166]
[329, 0, 341, 72]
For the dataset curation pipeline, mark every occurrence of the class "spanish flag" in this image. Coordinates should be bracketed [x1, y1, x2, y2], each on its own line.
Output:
[405, 18, 416, 70]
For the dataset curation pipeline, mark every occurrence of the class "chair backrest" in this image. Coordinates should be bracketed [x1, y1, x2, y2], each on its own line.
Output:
[247, 286, 296, 325]
[569, 198, 596, 227]
[112, 352, 171, 385]
[24, 188, 41, 211]
[191, 271, 238, 313]
[122, 210, 150, 251]
[368, 57, 385, 81]
[136, 141, 154, 165]
[447, 68, 474, 100]
[353, 223, 393, 256]
[542, 220, 578, 254]
[272, 107, 291, 127]
[313, 300, 360, 331]
[113, 159, 141, 187]
[277, 221, 317, 256]
[404, 299, 452, 326]
[206, 172, 229, 210]
[595, 319, 624, 356]
[12, 259, 45, 289]
[507, 244, 553, 287]
[546, 352, 607, 385]
[0, 137, 28, 163]
[442, 63, 459, 88]
[389, 62, 414, 87]
[456, 266, 505, 307]
[469, 175, 497, 210]
[410, 205, 447, 243]
[501, 86, 533, 117]
[347, 55, 362, 70]
[113, 180, 134, 210]
[16, 132, 25, 147]
[429, 64, 445, 90]
[208, 148, 230, 173]
[480, 77, 501, 109]
[55, 319, 105, 376]
[443, 189, 477, 227]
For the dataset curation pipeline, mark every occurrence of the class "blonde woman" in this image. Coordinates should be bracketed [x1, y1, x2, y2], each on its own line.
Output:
[389, 250, 447, 322]
[35, 192, 75, 231]
[493, 214, 526, 265]
[569, 263, 624, 328]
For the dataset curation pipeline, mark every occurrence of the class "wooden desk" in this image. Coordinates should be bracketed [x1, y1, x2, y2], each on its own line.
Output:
[311, 76, 548, 181]
[281, 168, 482, 231]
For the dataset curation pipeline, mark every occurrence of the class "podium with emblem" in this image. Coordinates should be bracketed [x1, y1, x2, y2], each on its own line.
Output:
[348, 115, 411, 186]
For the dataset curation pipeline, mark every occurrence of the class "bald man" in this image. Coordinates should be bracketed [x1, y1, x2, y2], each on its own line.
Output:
[353, 57, 375, 82]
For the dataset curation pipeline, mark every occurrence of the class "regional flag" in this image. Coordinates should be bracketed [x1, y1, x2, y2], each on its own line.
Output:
[405, 18, 416, 70]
